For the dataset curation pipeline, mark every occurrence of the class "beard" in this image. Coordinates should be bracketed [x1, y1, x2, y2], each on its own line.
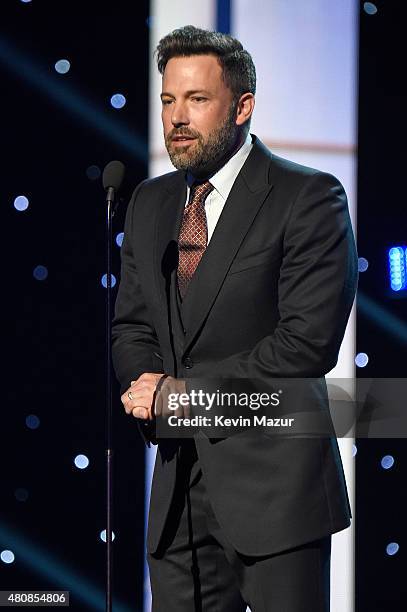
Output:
[164, 103, 238, 177]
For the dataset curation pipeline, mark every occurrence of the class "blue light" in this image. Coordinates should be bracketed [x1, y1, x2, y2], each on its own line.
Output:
[1, 550, 15, 564]
[20, 0, 32, 3]
[388, 247, 406, 291]
[110, 94, 126, 109]
[33, 265, 48, 281]
[101, 273, 116, 288]
[386, 542, 399, 556]
[86, 165, 101, 180]
[381, 455, 395, 470]
[55, 59, 71, 75]
[14, 195, 29, 211]
[100, 529, 115, 542]
[14, 488, 29, 502]
[355, 352, 369, 368]
[116, 232, 124, 247]
[364, 2, 378, 15]
[352, 444, 357, 457]
[74, 454, 89, 470]
[358, 257, 369, 272]
[25, 414, 40, 429]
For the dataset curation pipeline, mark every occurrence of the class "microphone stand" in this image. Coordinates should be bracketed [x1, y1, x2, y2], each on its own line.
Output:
[106, 186, 115, 612]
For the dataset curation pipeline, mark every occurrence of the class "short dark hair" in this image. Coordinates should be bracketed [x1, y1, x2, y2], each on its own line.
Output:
[155, 25, 256, 102]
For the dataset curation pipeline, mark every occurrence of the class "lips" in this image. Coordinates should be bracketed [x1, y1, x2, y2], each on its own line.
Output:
[172, 135, 196, 142]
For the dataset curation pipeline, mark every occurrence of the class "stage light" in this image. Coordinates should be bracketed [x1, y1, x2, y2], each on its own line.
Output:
[101, 273, 116, 288]
[100, 530, 115, 542]
[388, 247, 406, 291]
[386, 542, 399, 556]
[14, 488, 29, 502]
[363, 2, 378, 15]
[355, 352, 369, 368]
[20, 0, 32, 3]
[110, 94, 126, 109]
[14, 195, 29, 211]
[352, 444, 357, 457]
[116, 232, 124, 247]
[33, 265, 48, 281]
[358, 257, 369, 272]
[86, 165, 101, 180]
[74, 454, 89, 470]
[381, 455, 395, 470]
[55, 60, 71, 75]
[25, 414, 40, 429]
[1, 550, 15, 564]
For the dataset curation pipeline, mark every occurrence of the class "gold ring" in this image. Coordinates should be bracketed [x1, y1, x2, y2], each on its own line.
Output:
[128, 391, 133, 401]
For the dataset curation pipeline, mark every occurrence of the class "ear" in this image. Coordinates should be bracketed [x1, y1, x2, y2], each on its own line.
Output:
[235, 93, 255, 127]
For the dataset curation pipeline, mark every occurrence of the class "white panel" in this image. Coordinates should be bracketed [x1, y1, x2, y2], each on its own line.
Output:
[149, 0, 215, 177]
[234, 0, 357, 146]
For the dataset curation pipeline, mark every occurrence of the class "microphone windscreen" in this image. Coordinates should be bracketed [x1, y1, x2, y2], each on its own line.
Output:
[103, 160, 125, 192]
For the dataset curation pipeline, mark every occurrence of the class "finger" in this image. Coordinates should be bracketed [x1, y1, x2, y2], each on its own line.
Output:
[123, 394, 151, 414]
[132, 407, 148, 419]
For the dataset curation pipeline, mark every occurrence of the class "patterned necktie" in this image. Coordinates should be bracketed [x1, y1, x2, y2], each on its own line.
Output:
[177, 180, 214, 299]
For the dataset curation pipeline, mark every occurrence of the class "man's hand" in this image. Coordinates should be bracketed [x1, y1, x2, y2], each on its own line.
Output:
[121, 373, 164, 420]
[121, 373, 189, 421]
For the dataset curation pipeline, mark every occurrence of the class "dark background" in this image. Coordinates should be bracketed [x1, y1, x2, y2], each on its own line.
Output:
[356, 1, 407, 611]
[2, 2, 149, 610]
[1, 1, 406, 611]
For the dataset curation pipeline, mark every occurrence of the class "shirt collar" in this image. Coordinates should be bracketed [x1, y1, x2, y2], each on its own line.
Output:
[186, 132, 253, 199]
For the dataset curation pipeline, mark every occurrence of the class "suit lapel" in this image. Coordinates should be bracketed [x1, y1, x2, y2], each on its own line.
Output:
[182, 138, 274, 354]
[153, 171, 186, 350]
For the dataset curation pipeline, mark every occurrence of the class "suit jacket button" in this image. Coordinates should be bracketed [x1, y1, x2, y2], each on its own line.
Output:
[183, 357, 193, 369]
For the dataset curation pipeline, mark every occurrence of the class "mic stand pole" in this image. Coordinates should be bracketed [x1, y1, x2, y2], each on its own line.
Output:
[106, 186, 115, 612]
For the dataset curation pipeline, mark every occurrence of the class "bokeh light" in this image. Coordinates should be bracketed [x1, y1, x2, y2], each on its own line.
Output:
[358, 257, 369, 272]
[74, 454, 89, 470]
[381, 455, 395, 470]
[386, 542, 399, 556]
[364, 2, 378, 15]
[101, 273, 116, 288]
[86, 165, 101, 181]
[55, 59, 71, 74]
[26, 414, 40, 429]
[33, 265, 48, 281]
[355, 352, 369, 368]
[100, 529, 116, 542]
[14, 195, 29, 211]
[1, 550, 15, 564]
[110, 94, 126, 109]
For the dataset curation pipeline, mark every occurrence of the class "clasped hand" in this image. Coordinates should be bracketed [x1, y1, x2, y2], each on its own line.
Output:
[121, 373, 189, 421]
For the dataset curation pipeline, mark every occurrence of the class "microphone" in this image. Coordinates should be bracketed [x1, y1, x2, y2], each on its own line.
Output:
[103, 160, 125, 203]
[102, 158, 126, 612]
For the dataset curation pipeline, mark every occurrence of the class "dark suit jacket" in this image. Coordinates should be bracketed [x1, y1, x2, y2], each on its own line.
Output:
[112, 135, 358, 557]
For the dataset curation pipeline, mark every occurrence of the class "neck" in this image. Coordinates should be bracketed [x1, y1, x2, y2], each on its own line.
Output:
[191, 130, 247, 181]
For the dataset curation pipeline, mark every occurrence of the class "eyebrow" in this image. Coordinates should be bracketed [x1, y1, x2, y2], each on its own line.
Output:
[160, 90, 211, 99]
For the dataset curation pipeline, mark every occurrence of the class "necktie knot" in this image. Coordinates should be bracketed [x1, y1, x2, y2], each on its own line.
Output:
[188, 180, 213, 205]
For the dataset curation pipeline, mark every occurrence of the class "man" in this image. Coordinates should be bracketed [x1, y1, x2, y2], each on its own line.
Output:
[112, 25, 358, 611]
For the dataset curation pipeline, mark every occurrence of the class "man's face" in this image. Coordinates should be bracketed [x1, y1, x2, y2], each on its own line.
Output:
[161, 54, 238, 176]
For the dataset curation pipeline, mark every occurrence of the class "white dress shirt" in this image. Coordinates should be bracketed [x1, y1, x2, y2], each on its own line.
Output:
[185, 133, 253, 242]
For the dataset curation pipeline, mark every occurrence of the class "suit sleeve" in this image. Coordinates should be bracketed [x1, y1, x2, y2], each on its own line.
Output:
[112, 182, 164, 395]
[213, 172, 358, 379]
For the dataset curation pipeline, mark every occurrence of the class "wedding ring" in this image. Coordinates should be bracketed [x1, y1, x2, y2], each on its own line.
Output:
[128, 391, 133, 401]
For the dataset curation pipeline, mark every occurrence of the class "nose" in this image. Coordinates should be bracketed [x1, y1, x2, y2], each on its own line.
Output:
[171, 101, 189, 127]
